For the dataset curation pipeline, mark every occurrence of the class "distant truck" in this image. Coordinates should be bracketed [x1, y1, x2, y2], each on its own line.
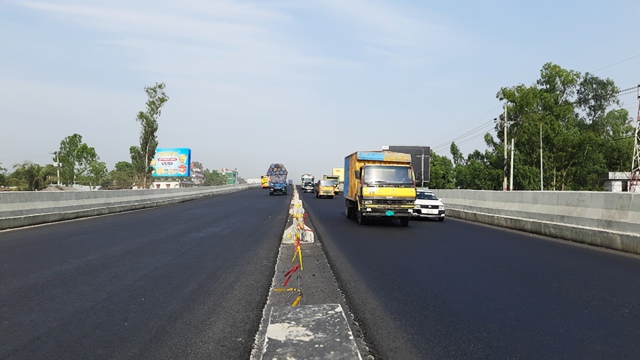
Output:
[344, 151, 416, 226]
[266, 163, 288, 196]
[261, 175, 270, 189]
[315, 179, 335, 199]
[301, 174, 315, 193]
[323, 175, 341, 194]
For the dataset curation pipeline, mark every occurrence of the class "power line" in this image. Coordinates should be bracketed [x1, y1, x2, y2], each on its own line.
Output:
[430, 57, 638, 156]
[592, 54, 640, 73]
[431, 106, 502, 146]
[432, 121, 495, 152]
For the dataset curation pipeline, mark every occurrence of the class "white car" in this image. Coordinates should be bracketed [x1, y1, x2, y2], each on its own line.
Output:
[410, 190, 445, 221]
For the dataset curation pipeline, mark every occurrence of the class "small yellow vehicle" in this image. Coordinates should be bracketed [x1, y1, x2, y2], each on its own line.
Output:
[315, 179, 336, 199]
[261, 175, 270, 189]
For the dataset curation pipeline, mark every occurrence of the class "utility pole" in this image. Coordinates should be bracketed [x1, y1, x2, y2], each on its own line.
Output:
[416, 152, 429, 188]
[503, 105, 508, 191]
[495, 104, 514, 191]
[51, 151, 61, 186]
[540, 121, 544, 191]
[630, 85, 640, 193]
[510, 138, 514, 191]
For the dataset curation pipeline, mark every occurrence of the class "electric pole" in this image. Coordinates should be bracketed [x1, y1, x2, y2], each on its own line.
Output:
[495, 104, 514, 191]
[416, 153, 428, 188]
[510, 138, 514, 191]
[630, 85, 640, 193]
[540, 121, 544, 191]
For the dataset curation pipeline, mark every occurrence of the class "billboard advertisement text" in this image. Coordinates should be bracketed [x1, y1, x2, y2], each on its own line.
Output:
[151, 148, 191, 177]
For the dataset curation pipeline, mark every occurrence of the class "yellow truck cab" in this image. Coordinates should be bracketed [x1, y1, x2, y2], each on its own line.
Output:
[315, 179, 336, 199]
[323, 175, 341, 194]
[344, 151, 416, 226]
[261, 175, 270, 189]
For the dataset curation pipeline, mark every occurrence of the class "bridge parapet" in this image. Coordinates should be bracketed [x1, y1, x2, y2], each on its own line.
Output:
[434, 190, 640, 254]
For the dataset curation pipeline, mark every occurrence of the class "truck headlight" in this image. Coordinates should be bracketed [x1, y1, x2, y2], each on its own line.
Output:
[364, 200, 373, 205]
[439, 206, 444, 210]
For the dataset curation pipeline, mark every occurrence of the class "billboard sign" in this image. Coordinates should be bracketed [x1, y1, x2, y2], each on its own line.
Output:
[151, 148, 191, 177]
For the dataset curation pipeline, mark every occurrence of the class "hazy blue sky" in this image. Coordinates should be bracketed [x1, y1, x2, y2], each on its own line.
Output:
[1, 0, 639, 181]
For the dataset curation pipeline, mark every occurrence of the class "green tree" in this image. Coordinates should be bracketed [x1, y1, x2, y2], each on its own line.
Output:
[428, 150, 454, 189]
[58, 133, 83, 185]
[496, 62, 629, 191]
[203, 169, 227, 186]
[0, 165, 7, 187]
[134, 82, 169, 189]
[58, 134, 104, 188]
[11, 162, 56, 191]
[109, 161, 136, 189]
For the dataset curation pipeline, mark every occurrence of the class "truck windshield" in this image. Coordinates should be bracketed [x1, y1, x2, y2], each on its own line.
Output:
[319, 180, 335, 187]
[363, 166, 414, 186]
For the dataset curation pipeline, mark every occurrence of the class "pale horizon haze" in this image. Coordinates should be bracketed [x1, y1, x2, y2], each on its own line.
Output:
[1, 0, 639, 182]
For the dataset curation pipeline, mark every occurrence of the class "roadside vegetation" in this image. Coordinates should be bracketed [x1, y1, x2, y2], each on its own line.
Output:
[2, 82, 238, 191]
[429, 62, 635, 191]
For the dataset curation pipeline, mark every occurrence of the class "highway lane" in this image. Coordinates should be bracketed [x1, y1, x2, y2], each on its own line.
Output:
[301, 189, 640, 359]
[0, 187, 289, 360]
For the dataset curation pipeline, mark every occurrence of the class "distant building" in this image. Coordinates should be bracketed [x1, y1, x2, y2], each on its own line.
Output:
[221, 168, 238, 185]
[191, 162, 205, 185]
[599, 172, 638, 192]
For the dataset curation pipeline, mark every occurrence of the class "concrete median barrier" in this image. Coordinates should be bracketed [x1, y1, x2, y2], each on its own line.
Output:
[0, 184, 259, 230]
[434, 189, 640, 254]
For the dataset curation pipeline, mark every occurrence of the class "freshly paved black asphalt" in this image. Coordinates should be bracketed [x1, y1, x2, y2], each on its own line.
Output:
[301, 190, 640, 360]
[0, 187, 289, 360]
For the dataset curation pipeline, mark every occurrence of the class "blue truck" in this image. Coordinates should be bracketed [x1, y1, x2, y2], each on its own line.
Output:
[267, 163, 288, 196]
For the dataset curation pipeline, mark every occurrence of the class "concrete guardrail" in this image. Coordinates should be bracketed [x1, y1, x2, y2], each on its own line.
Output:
[433, 189, 640, 255]
[0, 184, 259, 231]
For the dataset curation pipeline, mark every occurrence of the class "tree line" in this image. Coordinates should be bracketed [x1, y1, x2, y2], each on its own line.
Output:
[428, 63, 635, 191]
[1, 82, 237, 191]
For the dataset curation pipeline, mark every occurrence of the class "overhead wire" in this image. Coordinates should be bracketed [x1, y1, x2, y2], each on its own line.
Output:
[430, 59, 639, 155]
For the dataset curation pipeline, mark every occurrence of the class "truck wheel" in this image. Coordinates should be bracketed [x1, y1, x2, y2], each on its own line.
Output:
[400, 217, 409, 227]
[357, 211, 366, 225]
[269, 192, 273, 196]
[329, 195, 334, 199]
[345, 200, 353, 218]
[315, 192, 318, 198]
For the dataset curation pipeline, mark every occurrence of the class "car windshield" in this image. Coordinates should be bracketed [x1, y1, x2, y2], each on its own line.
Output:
[417, 192, 438, 200]
[319, 180, 335, 187]
[362, 166, 414, 186]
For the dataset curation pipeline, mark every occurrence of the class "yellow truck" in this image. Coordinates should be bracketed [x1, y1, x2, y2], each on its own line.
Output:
[315, 179, 336, 199]
[344, 151, 416, 226]
[323, 175, 341, 194]
[261, 175, 270, 189]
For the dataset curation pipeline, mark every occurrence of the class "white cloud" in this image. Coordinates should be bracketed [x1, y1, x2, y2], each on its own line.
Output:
[311, 0, 466, 63]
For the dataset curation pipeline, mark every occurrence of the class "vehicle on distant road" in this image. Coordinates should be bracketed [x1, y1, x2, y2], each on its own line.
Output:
[315, 179, 335, 199]
[301, 174, 315, 193]
[323, 175, 341, 194]
[261, 175, 270, 189]
[266, 163, 288, 196]
[344, 151, 416, 226]
[410, 190, 445, 221]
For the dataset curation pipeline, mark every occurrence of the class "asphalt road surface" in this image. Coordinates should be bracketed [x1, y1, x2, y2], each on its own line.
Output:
[301, 190, 640, 360]
[0, 187, 289, 360]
